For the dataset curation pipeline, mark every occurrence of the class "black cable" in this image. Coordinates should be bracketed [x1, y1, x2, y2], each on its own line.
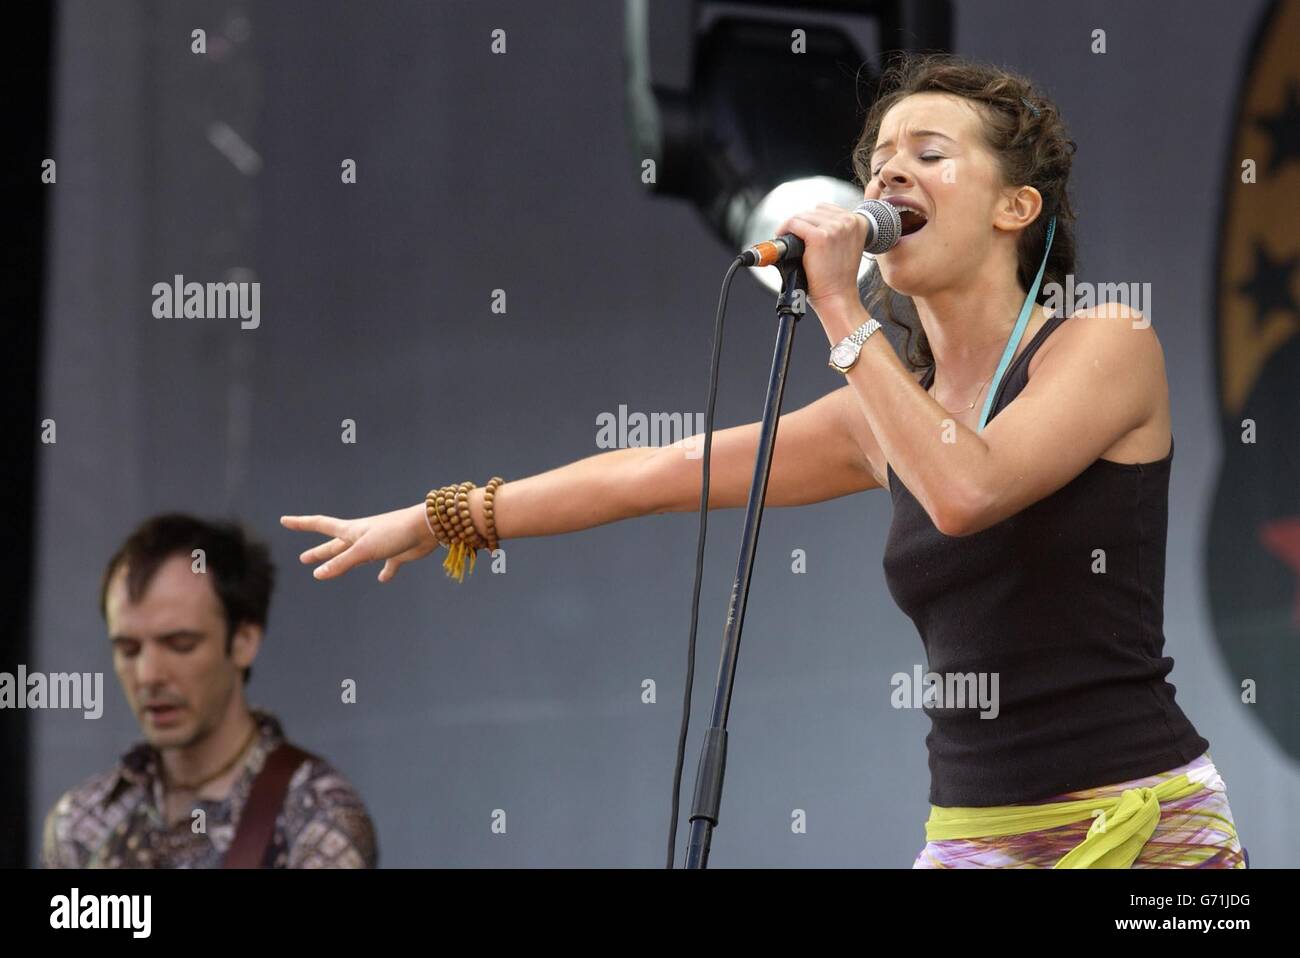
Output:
[666, 255, 745, 868]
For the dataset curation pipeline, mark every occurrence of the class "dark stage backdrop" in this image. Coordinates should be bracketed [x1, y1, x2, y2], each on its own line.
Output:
[28, 0, 1299, 866]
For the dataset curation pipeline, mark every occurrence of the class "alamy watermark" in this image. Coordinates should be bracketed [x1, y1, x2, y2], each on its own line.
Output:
[596, 404, 705, 459]
[50, 888, 151, 938]
[890, 664, 1000, 719]
[1041, 275, 1151, 328]
[0, 666, 103, 719]
[152, 273, 260, 329]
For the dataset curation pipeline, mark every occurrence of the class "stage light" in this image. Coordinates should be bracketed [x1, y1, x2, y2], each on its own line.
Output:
[740, 175, 881, 293]
[624, 0, 951, 294]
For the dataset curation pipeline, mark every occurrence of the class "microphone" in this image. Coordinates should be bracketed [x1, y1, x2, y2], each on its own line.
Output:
[739, 198, 902, 267]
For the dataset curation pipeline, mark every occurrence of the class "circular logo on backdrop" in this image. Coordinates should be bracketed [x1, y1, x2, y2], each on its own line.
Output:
[1208, 0, 1300, 763]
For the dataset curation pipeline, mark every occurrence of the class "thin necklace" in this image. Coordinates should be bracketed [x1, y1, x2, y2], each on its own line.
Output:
[932, 373, 992, 411]
[163, 721, 259, 793]
[931, 309, 1046, 412]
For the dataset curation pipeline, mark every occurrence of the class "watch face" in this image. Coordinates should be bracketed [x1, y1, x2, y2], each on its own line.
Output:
[830, 343, 856, 368]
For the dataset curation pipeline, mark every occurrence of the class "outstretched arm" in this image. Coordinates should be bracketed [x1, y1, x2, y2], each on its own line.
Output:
[282, 384, 882, 582]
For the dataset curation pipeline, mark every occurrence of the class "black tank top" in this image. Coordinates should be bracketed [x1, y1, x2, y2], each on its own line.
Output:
[882, 313, 1209, 807]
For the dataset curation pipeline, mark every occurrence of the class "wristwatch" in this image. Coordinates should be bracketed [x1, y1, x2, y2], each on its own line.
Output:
[828, 317, 882, 374]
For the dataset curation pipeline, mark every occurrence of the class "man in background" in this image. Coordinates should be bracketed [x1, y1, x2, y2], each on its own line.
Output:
[42, 514, 377, 868]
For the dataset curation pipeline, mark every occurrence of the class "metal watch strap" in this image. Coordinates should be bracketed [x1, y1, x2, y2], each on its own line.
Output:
[846, 318, 880, 348]
[828, 317, 882, 373]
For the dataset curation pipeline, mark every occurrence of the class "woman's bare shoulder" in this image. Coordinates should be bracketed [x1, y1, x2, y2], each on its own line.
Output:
[1031, 304, 1170, 464]
[1029, 304, 1161, 379]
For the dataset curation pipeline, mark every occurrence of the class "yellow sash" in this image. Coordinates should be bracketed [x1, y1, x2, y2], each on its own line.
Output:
[924, 773, 1207, 868]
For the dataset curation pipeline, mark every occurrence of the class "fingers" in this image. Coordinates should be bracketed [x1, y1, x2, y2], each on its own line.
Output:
[775, 216, 837, 247]
[281, 514, 348, 538]
[776, 205, 862, 238]
[378, 558, 400, 583]
[314, 542, 368, 580]
[299, 537, 348, 565]
[775, 213, 817, 236]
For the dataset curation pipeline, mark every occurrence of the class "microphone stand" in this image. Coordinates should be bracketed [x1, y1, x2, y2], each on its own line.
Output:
[684, 256, 808, 869]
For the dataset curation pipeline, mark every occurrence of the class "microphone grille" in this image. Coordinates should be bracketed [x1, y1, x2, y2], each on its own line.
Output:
[856, 199, 902, 254]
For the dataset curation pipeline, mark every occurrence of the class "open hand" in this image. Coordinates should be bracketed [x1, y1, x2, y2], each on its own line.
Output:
[280, 504, 438, 582]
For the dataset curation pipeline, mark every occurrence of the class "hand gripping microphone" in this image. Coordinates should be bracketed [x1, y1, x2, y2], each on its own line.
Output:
[739, 198, 903, 267]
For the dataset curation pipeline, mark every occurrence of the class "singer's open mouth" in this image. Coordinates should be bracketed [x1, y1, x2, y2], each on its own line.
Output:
[899, 209, 928, 236]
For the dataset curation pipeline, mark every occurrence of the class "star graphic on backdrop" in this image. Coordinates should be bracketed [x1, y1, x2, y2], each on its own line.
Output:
[1256, 81, 1300, 176]
[1260, 517, 1300, 631]
[1238, 243, 1300, 327]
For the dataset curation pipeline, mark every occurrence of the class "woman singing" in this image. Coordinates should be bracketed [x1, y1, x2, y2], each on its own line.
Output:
[282, 54, 1246, 869]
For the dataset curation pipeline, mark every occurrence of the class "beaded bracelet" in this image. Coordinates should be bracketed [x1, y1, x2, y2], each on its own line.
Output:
[423, 477, 506, 582]
[482, 476, 504, 551]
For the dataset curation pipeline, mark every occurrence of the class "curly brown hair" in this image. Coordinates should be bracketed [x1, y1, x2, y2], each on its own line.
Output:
[853, 53, 1078, 369]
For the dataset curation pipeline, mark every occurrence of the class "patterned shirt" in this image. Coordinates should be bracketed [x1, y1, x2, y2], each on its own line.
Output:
[42, 710, 377, 868]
